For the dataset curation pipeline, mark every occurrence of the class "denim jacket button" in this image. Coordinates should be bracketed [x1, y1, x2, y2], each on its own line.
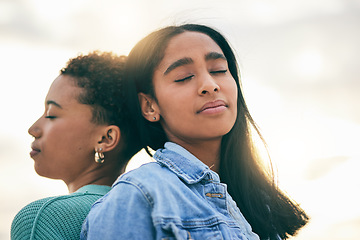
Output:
[205, 193, 224, 198]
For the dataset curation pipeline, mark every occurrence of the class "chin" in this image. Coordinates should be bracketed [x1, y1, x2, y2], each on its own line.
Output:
[34, 164, 53, 179]
[216, 124, 234, 136]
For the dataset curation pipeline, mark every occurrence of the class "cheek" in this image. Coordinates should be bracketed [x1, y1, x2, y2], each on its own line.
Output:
[47, 124, 76, 142]
[225, 80, 239, 120]
[158, 90, 192, 118]
[46, 121, 94, 150]
[229, 80, 238, 105]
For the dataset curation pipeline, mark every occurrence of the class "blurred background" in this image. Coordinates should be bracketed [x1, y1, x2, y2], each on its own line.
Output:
[1, 0, 359, 239]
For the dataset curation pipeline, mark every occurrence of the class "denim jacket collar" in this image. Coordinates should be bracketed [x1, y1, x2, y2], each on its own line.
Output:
[153, 142, 220, 184]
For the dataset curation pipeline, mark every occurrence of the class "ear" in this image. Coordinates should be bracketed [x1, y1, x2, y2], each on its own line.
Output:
[138, 93, 160, 122]
[95, 125, 121, 153]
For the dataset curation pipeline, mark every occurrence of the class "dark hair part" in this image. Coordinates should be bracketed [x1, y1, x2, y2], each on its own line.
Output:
[124, 24, 309, 239]
[61, 51, 141, 165]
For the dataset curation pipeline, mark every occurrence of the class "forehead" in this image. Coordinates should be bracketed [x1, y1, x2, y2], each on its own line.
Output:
[159, 31, 224, 65]
[46, 75, 82, 104]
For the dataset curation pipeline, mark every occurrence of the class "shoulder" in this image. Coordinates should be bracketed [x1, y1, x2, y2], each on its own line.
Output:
[11, 193, 105, 240]
[11, 196, 56, 240]
[12, 196, 57, 227]
[26, 191, 104, 212]
[116, 162, 181, 190]
[105, 162, 188, 207]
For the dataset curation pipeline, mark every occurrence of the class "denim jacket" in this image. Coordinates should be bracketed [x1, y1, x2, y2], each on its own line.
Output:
[81, 142, 260, 240]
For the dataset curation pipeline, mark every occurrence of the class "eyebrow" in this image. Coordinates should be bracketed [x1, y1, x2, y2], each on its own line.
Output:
[46, 100, 62, 109]
[163, 52, 227, 75]
[205, 52, 227, 61]
[164, 57, 193, 75]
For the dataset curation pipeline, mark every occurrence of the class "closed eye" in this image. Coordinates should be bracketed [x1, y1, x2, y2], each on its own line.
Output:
[174, 75, 194, 83]
[45, 116, 56, 119]
[210, 70, 227, 74]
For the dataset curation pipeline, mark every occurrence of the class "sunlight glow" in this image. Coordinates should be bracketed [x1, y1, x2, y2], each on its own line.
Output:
[125, 149, 154, 172]
[2, 1, 359, 239]
[293, 50, 324, 77]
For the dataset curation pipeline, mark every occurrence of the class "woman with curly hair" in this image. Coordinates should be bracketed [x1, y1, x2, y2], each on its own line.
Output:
[11, 51, 141, 240]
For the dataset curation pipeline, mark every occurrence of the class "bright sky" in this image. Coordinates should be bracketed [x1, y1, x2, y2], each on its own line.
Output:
[1, 0, 360, 239]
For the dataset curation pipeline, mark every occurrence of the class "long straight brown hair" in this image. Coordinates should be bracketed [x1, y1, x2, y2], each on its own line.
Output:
[124, 24, 309, 239]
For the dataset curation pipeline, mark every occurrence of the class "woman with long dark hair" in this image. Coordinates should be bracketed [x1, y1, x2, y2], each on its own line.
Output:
[82, 24, 308, 240]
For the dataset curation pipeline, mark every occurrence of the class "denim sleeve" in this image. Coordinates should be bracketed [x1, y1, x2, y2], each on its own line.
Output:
[80, 180, 155, 240]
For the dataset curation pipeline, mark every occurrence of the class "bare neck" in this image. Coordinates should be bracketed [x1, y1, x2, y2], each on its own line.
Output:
[66, 163, 125, 194]
[175, 139, 221, 173]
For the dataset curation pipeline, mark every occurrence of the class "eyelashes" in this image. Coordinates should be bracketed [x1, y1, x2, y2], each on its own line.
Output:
[210, 70, 227, 74]
[174, 75, 194, 82]
[174, 69, 227, 83]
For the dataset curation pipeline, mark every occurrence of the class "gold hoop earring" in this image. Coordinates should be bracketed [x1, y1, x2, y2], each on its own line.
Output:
[95, 148, 105, 164]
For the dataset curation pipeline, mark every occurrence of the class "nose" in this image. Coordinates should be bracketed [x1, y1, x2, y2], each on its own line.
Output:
[28, 117, 42, 138]
[198, 73, 220, 95]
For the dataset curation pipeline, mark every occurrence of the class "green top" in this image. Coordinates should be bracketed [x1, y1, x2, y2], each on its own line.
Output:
[11, 185, 111, 240]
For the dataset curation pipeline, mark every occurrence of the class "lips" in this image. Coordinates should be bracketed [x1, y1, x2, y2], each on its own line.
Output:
[30, 144, 41, 158]
[198, 100, 227, 114]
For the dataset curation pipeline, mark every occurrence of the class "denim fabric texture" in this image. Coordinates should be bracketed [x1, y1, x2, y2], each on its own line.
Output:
[81, 142, 260, 240]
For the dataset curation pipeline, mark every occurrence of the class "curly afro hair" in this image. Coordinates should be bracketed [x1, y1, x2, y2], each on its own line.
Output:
[61, 51, 141, 163]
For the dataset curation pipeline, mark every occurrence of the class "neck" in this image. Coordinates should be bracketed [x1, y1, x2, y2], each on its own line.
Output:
[67, 174, 114, 193]
[173, 138, 221, 172]
[66, 162, 125, 193]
